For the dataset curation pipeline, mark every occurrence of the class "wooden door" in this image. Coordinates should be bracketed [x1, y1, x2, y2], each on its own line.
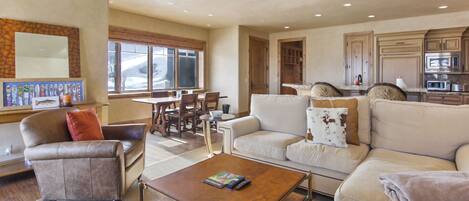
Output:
[280, 41, 303, 95]
[249, 37, 269, 95]
[425, 39, 442, 52]
[345, 32, 373, 85]
[380, 54, 421, 88]
[443, 37, 461, 51]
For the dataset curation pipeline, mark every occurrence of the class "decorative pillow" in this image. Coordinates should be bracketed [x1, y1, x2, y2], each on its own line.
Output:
[66, 109, 104, 141]
[312, 98, 360, 145]
[306, 107, 348, 148]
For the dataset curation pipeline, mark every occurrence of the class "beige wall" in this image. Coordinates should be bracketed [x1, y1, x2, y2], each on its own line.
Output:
[0, 0, 108, 159]
[208, 26, 240, 113]
[108, 9, 210, 123]
[269, 11, 469, 94]
[238, 26, 269, 113]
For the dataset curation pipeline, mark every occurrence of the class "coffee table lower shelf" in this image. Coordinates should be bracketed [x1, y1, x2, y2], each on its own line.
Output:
[138, 154, 313, 201]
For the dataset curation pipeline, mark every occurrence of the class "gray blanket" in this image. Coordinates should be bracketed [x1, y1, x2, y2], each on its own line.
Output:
[379, 171, 469, 201]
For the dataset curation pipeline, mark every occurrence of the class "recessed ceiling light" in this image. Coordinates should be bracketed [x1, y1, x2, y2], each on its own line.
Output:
[208, 13, 214, 17]
[315, 14, 322, 17]
[167, 1, 175, 5]
[343, 3, 352, 7]
[207, 24, 211, 27]
[284, 26, 290, 29]
[109, 0, 113, 4]
[438, 5, 448, 9]
[368, 15, 375, 18]
[183, 10, 189, 13]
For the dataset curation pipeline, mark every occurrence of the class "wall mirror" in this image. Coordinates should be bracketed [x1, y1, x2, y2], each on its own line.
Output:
[15, 32, 69, 78]
[0, 18, 80, 78]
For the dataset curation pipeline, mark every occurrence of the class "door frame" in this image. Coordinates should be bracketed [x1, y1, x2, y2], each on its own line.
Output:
[343, 31, 374, 85]
[249, 36, 270, 97]
[278, 37, 306, 94]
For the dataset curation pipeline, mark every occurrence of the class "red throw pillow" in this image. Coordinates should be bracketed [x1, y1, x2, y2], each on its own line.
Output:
[66, 109, 104, 141]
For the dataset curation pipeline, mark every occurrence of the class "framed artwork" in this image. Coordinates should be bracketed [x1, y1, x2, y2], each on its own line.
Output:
[0, 78, 85, 110]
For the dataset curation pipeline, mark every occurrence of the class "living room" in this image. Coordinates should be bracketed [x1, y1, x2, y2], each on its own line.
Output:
[1, 0, 469, 201]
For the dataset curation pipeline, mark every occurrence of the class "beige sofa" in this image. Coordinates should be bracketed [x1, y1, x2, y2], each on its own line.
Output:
[219, 94, 469, 200]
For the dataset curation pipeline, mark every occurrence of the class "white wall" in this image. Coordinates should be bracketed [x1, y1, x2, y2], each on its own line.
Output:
[108, 9, 210, 123]
[208, 26, 240, 113]
[0, 0, 108, 159]
[269, 11, 469, 94]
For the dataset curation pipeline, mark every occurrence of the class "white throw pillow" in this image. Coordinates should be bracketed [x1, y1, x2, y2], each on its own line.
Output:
[306, 107, 348, 148]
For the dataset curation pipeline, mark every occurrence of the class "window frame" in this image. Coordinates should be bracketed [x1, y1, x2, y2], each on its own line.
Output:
[108, 40, 201, 94]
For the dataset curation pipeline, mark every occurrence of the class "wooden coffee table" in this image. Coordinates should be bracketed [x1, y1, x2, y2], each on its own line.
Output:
[139, 154, 312, 201]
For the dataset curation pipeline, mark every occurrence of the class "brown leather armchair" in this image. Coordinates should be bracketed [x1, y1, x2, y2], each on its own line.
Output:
[20, 108, 146, 201]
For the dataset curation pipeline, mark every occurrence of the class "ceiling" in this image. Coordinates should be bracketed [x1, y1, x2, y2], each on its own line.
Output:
[109, 0, 469, 32]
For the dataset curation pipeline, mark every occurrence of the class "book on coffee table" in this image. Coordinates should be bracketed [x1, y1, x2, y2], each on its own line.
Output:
[203, 171, 245, 189]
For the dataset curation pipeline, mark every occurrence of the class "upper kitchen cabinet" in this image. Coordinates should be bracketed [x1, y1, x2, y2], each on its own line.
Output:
[377, 31, 427, 88]
[425, 27, 468, 52]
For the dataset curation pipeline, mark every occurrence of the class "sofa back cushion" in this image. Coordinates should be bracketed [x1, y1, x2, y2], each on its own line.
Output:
[371, 100, 469, 160]
[250, 94, 309, 136]
[312, 96, 371, 144]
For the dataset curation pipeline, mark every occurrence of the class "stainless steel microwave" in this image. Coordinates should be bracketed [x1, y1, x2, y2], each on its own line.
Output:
[426, 80, 451, 91]
[425, 52, 461, 73]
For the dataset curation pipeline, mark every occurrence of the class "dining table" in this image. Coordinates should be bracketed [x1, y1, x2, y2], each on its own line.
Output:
[132, 94, 227, 137]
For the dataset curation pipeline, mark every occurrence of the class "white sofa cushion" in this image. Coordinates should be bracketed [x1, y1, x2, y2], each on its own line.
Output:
[286, 141, 369, 174]
[250, 94, 309, 136]
[371, 100, 469, 160]
[312, 96, 371, 144]
[335, 149, 456, 201]
[233, 130, 303, 160]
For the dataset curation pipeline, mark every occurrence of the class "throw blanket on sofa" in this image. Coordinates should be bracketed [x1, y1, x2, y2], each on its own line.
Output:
[379, 171, 469, 201]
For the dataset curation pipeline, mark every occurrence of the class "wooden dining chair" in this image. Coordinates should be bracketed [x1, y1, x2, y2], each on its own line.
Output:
[201, 92, 220, 114]
[167, 94, 198, 137]
[150, 91, 175, 136]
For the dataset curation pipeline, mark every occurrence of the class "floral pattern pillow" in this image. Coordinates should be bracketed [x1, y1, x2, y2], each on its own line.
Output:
[306, 107, 348, 148]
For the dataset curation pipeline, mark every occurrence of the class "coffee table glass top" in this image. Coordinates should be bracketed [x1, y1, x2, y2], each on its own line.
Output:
[143, 154, 306, 201]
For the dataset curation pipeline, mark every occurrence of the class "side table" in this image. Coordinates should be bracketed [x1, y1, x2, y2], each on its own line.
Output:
[199, 113, 236, 157]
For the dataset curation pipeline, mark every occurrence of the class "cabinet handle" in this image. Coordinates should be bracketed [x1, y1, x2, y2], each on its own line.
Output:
[396, 42, 405, 45]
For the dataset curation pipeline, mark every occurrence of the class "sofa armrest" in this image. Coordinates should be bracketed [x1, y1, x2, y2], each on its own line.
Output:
[456, 144, 469, 172]
[24, 140, 124, 161]
[218, 116, 260, 154]
[102, 123, 147, 141]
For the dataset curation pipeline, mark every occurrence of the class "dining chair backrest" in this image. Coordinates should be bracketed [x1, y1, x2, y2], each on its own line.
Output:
[202, 92, 220, 112]
[180, 94, 198, 113]
[152, 91, 169, 98]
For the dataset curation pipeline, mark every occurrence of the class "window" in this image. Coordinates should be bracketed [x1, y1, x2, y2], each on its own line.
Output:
[108, 41, 201, 93]
[178, 49, 197, 88]
[107, 41, 117, 91]
[120, 43, 148, 91]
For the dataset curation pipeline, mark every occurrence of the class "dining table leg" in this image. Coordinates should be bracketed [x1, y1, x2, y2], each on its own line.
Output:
[202, 119, 214, 157]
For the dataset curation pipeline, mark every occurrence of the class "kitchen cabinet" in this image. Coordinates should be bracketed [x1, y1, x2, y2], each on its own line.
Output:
[425, 27, 467, 52]
[377, 31, 426, 88]
[424, 93, 465, 105]
[425, 38, 461, 52]
[464, 38, 469, 72]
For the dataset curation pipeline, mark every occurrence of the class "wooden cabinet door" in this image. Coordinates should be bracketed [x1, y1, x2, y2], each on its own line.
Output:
[464, 96, 469, 104]
[443, 37, 461, 51]
[464, 39, 469, 72]
[380, 55, 421, 88]
[345, 33, 372, 85]
[443, 95, 463, 105]
[425, 39, 442, 52]
[424, 94, 444, 104]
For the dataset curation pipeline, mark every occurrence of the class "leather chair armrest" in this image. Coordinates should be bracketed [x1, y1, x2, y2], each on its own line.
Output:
[102, 123, 147, 141]
[456, 144, 469, 172]
[24, 140, 124, 161]
[218, 116, 260, 154]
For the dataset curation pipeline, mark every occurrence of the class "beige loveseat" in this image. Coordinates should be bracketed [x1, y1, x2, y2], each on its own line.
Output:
[219, 94, 469, 200]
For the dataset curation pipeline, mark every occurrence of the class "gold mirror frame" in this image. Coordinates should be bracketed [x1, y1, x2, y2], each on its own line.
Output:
[0, 18, 80, 78]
